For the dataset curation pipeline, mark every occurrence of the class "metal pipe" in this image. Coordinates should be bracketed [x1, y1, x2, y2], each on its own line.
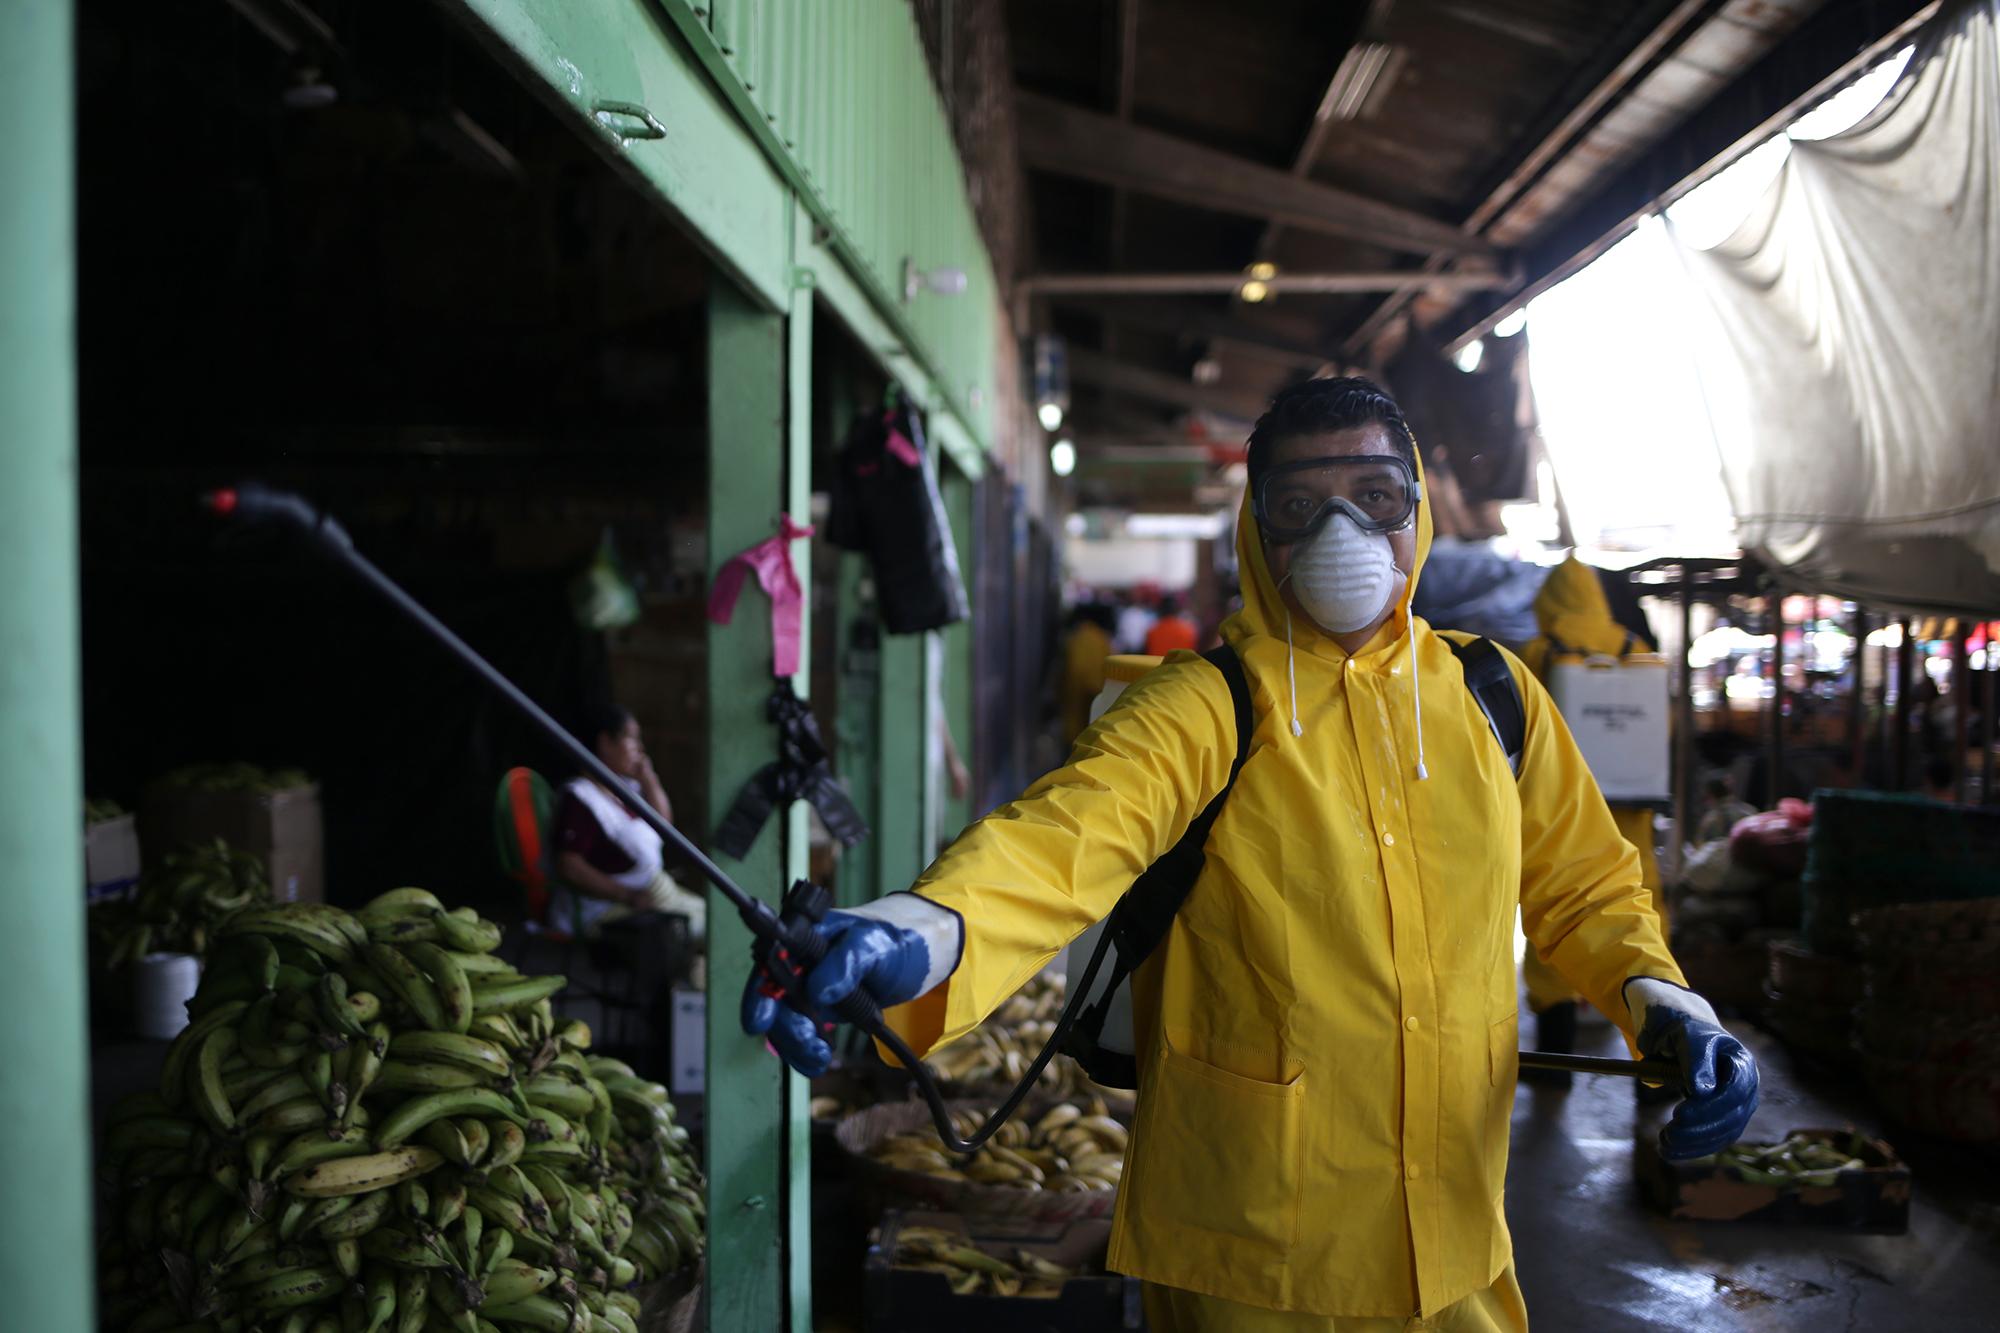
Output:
[1766, 590, 1786, 807]
[1519, 1050, 1680, 1081]
[0, 1, 93, 1325]
[1953, 626, 1970, 802]
[1673, 563, 1695, 882]
[1020, 269, 1514, 297]
[1985, 622, 1997, 804]
[1893, 619, 1915, 790]
[1848, 604, 1868, 780]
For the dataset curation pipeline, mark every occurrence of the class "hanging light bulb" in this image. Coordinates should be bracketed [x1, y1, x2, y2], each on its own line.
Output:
[1038, 401, 1065, 431]
[1050, 439, 1077, 477]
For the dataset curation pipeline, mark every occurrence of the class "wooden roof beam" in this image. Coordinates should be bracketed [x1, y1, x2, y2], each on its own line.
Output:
[1024, 270, 1511, 296]
[1047, 294, 1334, 370]
[1068, 348, 1267, 418]
[1014, 91, 1498, 261]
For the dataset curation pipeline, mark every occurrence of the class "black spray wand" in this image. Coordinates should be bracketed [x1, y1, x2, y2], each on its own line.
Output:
[205, 483, 1676, 1154]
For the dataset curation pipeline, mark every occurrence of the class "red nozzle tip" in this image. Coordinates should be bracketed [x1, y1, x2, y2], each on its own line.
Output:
[207, 488, 239, 516]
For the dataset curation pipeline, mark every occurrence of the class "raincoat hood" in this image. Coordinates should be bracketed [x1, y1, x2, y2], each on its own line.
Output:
[1229, 447, 1434, 660]
[1530, 554, 1653, 657]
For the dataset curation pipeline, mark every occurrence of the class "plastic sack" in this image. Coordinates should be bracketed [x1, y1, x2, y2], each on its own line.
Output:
[570, 530, 641, 631]
[1729, 799, 1814, 878]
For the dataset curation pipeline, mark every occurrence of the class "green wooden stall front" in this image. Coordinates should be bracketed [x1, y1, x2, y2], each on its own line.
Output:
[429, 4, 999, 1328]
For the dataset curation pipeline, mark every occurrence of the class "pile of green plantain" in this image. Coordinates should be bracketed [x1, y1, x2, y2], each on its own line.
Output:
[156, 763, 314, 795]
[886, 1223, 1083, 1300]
[98, 889, 704, 1332]
[93, 839, 271, 968]
[1709, 1128, 1877, 1188]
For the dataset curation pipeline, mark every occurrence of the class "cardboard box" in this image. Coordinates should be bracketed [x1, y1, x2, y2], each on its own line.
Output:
[84, 813, 141, 900]
[141, 782, 324, 904]
[1634, 1127, 1909, 1232]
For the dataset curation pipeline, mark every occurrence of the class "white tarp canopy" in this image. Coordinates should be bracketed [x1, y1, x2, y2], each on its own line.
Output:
[1671, 0, 2000, 616]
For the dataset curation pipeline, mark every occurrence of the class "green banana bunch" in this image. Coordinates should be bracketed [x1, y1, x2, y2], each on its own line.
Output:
[92, 836, 272, 969]
[156, 760, 311, 795]
[97, 893, 704, 1330]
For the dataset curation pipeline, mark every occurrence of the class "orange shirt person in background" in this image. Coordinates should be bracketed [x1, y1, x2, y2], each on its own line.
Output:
[1144, 594, 1200, 657]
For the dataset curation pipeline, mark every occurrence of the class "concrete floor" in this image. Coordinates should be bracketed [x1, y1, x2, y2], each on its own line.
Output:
[1506, 1010, 2000, 1332]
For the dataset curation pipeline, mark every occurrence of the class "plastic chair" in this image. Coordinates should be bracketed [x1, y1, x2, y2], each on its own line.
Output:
[492, 767, 624, 1033]
[491, 767, 680, 1054]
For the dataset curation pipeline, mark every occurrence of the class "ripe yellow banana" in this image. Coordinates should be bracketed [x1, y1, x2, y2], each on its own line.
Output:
[375, 1088, 528, 1150]
[284, 1146, 444, 1198]
[270, 1124, 373, 1180]
[386, 1031, 512, 1079]
[371, 1060, 489, 1094]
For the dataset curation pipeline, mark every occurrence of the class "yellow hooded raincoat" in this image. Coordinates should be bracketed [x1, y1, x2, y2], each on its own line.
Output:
[1518, 557, 1668, 1014]
[885, 466, 1685, 1319]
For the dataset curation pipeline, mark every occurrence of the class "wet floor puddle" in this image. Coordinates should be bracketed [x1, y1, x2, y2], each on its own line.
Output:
[1614, 1263, 1833, 1322]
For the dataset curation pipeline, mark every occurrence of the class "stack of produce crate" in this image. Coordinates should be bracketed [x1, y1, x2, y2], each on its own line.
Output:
[1853, 898, 2000, 1143]
[1800, 791, 2000, 956]
[1761, 938, 1860, 1067]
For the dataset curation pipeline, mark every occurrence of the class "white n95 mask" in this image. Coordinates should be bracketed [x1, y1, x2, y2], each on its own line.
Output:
[1288, 512, 1400, 633]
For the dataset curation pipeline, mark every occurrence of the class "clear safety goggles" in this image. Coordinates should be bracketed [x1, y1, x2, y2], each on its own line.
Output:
[1252, 454, 1422, 544]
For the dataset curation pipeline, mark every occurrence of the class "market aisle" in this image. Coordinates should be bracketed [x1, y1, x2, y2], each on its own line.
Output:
[1505, 1008, 2000, 1332]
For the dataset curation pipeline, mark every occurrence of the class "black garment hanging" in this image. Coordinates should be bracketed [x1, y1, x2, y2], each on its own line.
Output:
[713, 687, 869, 859]
[826, 401, 969, 634]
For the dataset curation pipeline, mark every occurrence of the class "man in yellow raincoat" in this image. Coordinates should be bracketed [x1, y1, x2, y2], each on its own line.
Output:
[1516, 556, 1669, 1077]
[745, 378, 1759, 1330]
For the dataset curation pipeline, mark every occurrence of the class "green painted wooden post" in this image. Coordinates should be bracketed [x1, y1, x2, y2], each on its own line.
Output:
[782, 249, 815, 1333]
[705, 279, 787, 1333]
[875, 628, 926, 897]
[0, 3, 91, 1328]
[941, 464, 977, 842]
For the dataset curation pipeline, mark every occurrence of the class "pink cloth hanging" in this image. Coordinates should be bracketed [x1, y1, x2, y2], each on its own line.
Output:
[883, 413, 923, 467]
[708, 515, 815, 677]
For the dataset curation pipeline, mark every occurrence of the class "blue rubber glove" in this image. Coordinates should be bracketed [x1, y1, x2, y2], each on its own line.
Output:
[740, 908, 937, 1077]
[1628, 978, 1760, 1161]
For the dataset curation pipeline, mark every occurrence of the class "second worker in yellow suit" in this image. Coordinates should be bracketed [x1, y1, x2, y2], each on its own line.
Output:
[744, 378, 1760, 1330]
[1518, 557, 1668, 1075]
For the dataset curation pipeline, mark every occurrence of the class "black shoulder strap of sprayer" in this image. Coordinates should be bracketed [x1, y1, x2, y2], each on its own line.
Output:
[1063, 643, 1252, 1087]
[1446, 635, 1526, 778]
[1060, 635, 1524, 1087]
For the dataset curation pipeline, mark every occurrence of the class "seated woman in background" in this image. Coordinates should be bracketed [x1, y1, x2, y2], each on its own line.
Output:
[554, 704, 707, 942]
